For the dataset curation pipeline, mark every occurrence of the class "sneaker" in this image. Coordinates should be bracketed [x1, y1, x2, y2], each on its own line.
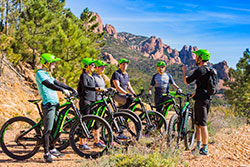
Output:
[44, 152, 55, 163]
[94, 141, 106, 148]
[79, 143, 91, 150]
[199, 147, 209, 156]
[117, 133, 130, 140]
[50, 148, 65, 157]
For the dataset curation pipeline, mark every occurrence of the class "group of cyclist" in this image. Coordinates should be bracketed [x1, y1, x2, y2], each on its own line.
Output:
[36, 48, 212, 162]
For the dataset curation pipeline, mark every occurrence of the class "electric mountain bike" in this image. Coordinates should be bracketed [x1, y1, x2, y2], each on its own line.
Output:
[167, 92, 196, 150]
[119, 88, 168, 138]
[58, 88, 141, 150]
[0, 94, 113, 160]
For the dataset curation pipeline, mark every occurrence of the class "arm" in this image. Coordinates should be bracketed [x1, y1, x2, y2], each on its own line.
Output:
[113, 80, 128, 95]
[148, 75, 155, 95]
[42, 80, 64, 91]
[82, 74, 98, 91]
[127, 82, 136, 96]
[54, 80, 74, 91]
[182, 64, 189, 85]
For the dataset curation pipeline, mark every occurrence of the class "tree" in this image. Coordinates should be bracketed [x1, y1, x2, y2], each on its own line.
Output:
[224, 48, 250, 117]
[15, 0, 63, 69]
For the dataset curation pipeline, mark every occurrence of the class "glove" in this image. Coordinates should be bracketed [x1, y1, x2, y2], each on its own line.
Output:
[176, 88, 182, 94]
[62, 89, 70, 97]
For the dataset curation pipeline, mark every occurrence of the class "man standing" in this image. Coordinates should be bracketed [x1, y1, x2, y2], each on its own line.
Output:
[148, 61, 182, 113]
[182, 49, 212, 156]
[36, 53, 77, 162]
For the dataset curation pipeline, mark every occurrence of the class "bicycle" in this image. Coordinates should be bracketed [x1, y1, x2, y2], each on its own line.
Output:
[167, 92, 196, 150]
[85, 88, 141, 145]
[0, 94, 113, 160]
[57, 88, 142, 150]
[146, 91, 180, 121]
[118, 88, 168, 138]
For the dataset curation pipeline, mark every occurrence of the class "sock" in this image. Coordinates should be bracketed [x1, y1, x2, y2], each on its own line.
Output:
[197, 141, 201, 149]
[202, 144, 208, 151]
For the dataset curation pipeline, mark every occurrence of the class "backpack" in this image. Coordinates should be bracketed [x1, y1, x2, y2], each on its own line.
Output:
[205, 66, 218, 96]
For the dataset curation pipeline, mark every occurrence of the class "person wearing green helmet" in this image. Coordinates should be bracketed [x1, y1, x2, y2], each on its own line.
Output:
[110, 58, 136, 106]
[77, 58, 107, 150]
[93, 60, 109, 101]
[148, 61, 182, 113]
[36, 53, 77, 163]
[182, 49, 212, 156]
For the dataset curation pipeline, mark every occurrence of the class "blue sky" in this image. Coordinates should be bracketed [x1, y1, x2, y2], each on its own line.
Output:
[65, 0, 250, 68]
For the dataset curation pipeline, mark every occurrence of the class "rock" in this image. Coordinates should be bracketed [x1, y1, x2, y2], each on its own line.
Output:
[92, 13, 104, 33]
[102, 52, 118, 65]
[212, 60, 229, 80]
[104, 24, 117, 39]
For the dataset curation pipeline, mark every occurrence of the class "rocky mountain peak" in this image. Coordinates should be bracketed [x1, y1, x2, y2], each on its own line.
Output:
[92, 13, 104, 33]
[104, 24, 117, 39]
[212, 60, 229, 80]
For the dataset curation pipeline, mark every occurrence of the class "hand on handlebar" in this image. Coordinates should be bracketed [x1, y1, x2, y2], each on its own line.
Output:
[176, 88, 182, 94]
[62, 89, 70, 97]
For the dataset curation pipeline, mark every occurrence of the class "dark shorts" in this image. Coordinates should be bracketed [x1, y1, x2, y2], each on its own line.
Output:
[194, 99, 211, 126]
[155, 94, 171, 113]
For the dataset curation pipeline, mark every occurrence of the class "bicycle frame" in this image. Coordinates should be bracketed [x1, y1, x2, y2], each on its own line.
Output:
[15, 96, 91, 146]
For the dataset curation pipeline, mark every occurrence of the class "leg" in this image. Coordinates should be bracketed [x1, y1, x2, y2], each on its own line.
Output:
[200, 126, 208, 145]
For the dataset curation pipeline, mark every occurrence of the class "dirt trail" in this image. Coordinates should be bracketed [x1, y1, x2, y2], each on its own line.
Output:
[0, 113, 249, 167]
[183, 125, 250, 167]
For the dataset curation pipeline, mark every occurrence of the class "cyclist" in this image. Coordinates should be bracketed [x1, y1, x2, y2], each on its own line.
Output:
[182, 49, 212, 156]
[93, 60, 108, 101]
[148, 61, 182, 113]
[77, 58, 107, 150]
[35, 53, 77, 163]
[110, 58, 136, 140]
[110, 58, 136, 107]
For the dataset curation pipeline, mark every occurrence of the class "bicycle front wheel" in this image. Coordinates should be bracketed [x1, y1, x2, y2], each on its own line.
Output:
[140, 110, 168, 138]
[69, 115, 113, 159]
[0, 117, 41, 160]
[184, 112, 196, 150]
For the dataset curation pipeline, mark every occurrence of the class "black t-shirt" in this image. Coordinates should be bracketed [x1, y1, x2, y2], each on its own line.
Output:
[77, 72, 96, 101]
[110, 69, 129, 91]
[186, 66, 211, 101]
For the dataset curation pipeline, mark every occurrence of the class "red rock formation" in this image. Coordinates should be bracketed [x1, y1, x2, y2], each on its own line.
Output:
[104, 24, 117, 39]
[102, 52, 118, 65]
[92, 13, 104, 33]
[212, 61, 229, 80]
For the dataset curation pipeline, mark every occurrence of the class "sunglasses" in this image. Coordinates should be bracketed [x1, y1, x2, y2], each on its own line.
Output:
[90, 63, 96, 67]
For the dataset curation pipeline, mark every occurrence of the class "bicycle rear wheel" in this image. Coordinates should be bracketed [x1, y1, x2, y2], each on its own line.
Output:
[184, 112, 196, 150]
[0, 117, 41, 160]
[69, 115, 113, 159]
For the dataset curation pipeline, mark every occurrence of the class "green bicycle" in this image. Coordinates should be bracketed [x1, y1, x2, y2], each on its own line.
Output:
[0, 94, 113, 160]
[167, 92, 196, 150]
[118, 88, 168, 138]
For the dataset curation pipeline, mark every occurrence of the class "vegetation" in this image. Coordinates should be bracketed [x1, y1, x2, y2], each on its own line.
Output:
[0, 0, 105, 87]
[224, 49, 250, 117]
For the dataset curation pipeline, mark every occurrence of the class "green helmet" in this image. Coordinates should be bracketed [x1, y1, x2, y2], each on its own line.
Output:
[118, 58, 129, 65]
[157, 61, 166, 67]
[81, 58, 96, 68]
[95, 60, 108, 67]
[192, 49, 210, 61]
[40, 53, 61, 65]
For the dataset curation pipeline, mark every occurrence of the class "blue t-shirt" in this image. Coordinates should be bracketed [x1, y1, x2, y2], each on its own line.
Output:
[35, 69, 59, 105]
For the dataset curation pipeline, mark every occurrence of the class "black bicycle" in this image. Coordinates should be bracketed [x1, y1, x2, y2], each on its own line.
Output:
[0, 94, 113, 160]
[167, 92, 196, 150]
[118, 88, 168, 138]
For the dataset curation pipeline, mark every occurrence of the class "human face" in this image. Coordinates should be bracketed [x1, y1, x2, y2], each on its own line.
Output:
[89, 63, 96, 72]
[96, 65, 105, 74]
[157, 66, 166, 74]
[48, 62, 56, 71]
[119, 62, 128, 72]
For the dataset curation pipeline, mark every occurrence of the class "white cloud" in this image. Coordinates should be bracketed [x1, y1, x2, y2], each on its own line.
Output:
[219, 6, 250, 12]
